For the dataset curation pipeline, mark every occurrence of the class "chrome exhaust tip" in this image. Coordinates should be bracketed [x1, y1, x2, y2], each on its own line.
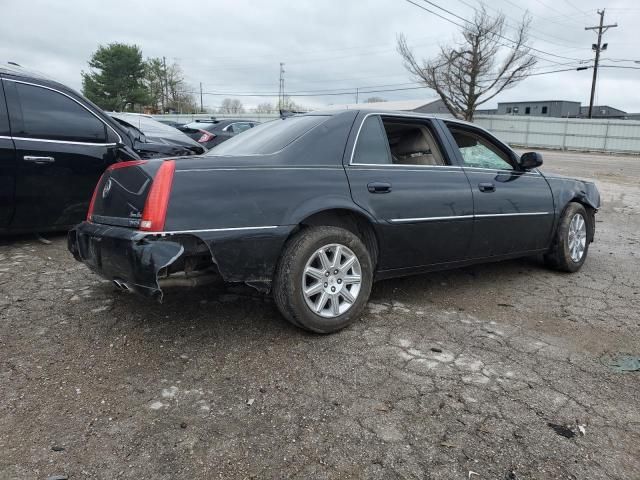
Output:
[113, 279, 130, 291]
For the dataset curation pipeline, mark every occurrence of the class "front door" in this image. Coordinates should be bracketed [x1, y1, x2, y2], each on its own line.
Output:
[4, 79, 119, 230]
[345, 113, 474, 271]
[443, 122, 555, 258]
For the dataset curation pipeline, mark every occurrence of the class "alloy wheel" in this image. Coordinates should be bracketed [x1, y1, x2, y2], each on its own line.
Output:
[302, 243, 362, 318]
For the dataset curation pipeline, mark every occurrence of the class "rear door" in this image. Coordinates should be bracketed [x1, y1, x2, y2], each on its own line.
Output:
[0, 78, 16, 227]
[345, 113, 474, 271]
[4, 78, 120, 230]
[442, 122, 554, 258]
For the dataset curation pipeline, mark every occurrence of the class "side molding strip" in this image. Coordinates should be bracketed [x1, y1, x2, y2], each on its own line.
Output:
[390, 212, 550, 223]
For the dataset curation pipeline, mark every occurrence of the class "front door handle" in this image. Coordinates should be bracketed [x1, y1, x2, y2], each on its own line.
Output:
[24, 155, 55, 165]
[478, 182, 495, 193]
[367, 182, 392, 194]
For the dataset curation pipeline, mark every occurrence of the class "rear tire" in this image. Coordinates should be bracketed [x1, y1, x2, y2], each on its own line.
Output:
[273, 226, 373, 333]
[544, 202, 589, 272]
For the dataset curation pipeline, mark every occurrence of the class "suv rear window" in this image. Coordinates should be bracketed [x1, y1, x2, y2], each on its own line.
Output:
[206, 115, 328, 156]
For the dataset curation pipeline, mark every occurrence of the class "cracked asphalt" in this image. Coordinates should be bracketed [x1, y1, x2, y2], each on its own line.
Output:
[1, 150, 639, 480]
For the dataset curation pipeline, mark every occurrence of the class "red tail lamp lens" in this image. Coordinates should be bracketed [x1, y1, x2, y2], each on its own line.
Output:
[139, 160, 176, 231]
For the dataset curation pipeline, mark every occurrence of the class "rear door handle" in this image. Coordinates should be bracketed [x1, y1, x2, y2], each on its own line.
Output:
[24, 155, 55, 165]
[478, 182, 495, 193]
[367, 182, 392, 194]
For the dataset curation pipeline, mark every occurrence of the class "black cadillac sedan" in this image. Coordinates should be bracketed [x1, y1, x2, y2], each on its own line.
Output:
[68, 110, 600, 333]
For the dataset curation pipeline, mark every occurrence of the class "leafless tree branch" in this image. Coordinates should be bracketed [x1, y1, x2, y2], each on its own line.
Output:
[397, 7, 537, 121]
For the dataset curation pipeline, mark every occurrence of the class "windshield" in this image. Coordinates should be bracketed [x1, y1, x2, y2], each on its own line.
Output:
[206, 115, 328, 156]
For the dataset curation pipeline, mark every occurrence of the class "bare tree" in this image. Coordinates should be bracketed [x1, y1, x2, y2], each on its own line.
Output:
[219, 98, 245, 114]
[255, 102, 274, 113]
[397, 8, 536, 121]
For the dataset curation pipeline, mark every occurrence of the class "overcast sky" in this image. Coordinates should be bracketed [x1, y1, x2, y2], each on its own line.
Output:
[2, 0, 639, 112]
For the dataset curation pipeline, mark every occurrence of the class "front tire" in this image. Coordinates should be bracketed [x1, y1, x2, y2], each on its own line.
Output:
[544, 202, 589, 272]
[273, 226, 373, 333]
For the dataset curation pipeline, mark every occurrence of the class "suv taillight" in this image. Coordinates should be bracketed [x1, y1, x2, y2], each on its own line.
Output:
[86, 160, 148, 222]
[197, 130, 216, 143]
[139, 160, 176, 231]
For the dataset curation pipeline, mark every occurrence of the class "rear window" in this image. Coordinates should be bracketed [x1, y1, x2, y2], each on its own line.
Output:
[206, 115, 328, 156]
[184, 121, 217, 130]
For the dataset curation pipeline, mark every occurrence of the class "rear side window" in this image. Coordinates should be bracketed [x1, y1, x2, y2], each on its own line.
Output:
[207, 115, 327, 156]
[352, 116, 390, 165]
[14, 83, 107, 143]
[230, 122, 252, 133]
[352, 115, 447, 166]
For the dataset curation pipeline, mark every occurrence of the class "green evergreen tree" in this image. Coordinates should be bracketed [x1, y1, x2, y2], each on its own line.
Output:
[82, 43, 149, 111]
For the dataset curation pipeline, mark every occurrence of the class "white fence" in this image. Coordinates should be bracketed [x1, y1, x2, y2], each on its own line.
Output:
[475, 115, 640, 154]
[152, 113, 640, 155]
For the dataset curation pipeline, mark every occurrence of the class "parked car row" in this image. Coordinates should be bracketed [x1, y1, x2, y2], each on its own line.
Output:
[0, 63, 257, 233]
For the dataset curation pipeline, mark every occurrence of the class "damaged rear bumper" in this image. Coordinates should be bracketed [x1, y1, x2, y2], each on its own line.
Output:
[68, 222, 185, 299]
[68, 221, 295, 299]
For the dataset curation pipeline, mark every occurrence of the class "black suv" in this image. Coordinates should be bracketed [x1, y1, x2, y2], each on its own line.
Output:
[0, 63, 204, 234]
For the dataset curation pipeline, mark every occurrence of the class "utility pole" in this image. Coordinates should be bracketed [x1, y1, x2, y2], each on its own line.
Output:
[162, 56, 168, 113]
[585, 9, 617, 119]
[199, 82, 204, 113]
[278, 62, 285, 110]
[355, 87, 359, 104]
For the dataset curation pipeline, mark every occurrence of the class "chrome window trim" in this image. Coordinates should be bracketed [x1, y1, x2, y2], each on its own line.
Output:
[3, 78, 123, 144]
[11, 136, 117, 147]
[349, 112, 452, 167]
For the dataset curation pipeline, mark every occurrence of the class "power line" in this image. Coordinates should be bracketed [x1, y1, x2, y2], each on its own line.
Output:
[453, 0, 586, 50]
[187, 66, 591, 99]
[407, 0, 587, 63]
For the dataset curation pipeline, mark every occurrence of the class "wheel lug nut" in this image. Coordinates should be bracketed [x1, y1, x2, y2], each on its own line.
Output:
[324, 283, 328, 287]
[337, 279, 342, 284]
[325, 272, 330, 277]
[334, 269, 338, 274]
[331, 287, 336, 292]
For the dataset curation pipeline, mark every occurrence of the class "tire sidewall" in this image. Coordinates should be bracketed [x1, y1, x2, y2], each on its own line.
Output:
[558, 203, 589, 272]
[285, 227, 373, 333]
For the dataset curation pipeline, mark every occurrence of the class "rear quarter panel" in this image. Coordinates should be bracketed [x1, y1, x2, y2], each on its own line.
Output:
[160, 111, 364, 282]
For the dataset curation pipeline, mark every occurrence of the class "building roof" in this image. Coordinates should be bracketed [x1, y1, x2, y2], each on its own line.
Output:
[498, 100, 581, 105]
[579, 105, 627, 115]
[324, 98, 441, 111]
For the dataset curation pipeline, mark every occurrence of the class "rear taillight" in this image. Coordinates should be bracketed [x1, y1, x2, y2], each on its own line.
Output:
[139, 160, 176, 232]
[86, 160, 148, 221]
[86, 173, 104, 222]
[197, 130, 216, 143]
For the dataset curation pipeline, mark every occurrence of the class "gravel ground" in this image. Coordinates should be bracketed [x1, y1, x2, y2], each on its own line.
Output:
[1, 151, 639, 480]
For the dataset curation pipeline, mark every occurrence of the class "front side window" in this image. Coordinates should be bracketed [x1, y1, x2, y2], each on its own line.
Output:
[541, 106, 548, 114]
[449, 128, 514, 170]
[525, 107, 531, 115]
[14, 83, 107, 143]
